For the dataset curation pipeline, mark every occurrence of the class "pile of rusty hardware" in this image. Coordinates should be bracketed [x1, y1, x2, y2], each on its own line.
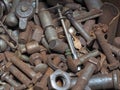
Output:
[0, 0, 120, 90]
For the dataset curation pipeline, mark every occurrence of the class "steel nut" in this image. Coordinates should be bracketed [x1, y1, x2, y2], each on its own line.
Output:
[49, 69, 71, 90]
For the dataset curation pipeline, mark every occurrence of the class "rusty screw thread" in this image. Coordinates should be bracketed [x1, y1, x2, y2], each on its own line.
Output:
[72, 57, 98, 90]
[5, 52, 42, 83]
[95, 29, 119, 70]
[7, 64, 31, 86]
[1, 72, 20, 87]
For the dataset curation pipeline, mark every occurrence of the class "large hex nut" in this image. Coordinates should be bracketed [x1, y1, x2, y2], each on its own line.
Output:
[49, 69, 71, 90]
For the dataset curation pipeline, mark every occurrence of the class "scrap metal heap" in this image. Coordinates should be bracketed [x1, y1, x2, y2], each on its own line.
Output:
[0, 0, 120, 90]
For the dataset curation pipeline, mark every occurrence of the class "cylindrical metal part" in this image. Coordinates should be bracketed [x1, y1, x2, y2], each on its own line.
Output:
[71, 70, 120, 90]
[39, 9, 54, 29]
[49, 39, 68, 53]
[79, 50, 100, 65]
[88, 70, 120, 90]
[39, 9, 58, 42]
[20, 41, 40, 54]
[26, 41, 40, 54]
[84, 0, 103, 10]
[45, 27, 58, 43]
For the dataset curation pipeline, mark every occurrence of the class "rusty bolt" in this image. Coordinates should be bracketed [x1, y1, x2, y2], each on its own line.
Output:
[5, 63, 31, 87]
[72, 57, 100, 90]
[1, 72, 20, 87]
[5, 52, 42, 84]
[94, 24, 119, 70]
